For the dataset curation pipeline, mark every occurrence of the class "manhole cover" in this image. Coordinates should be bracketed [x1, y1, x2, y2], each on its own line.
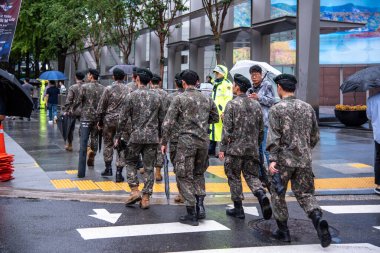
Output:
[248, 218, 340, 242]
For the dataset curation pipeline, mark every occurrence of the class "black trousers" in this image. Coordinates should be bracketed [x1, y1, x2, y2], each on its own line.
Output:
[375, 141, 380, 185]
[208, 140, 217, 155]
[78, 121, 91, 178]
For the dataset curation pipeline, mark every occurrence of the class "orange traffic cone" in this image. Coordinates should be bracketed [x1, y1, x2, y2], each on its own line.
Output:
[0, 124, 14, 181]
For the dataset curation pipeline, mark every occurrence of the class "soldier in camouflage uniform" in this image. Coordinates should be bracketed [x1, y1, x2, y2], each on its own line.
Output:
[116, 68, 165, 209]
[97, 68, 133, 182]
[167, 73, 186, 204]
[267, 74, 331, 247]
[161, 70, 219, 226]
[63, 71, 85, 152]
[150, 74, 168, 182]
[126, 67, 138, 92]
[76, 69, 105, 178]
[219, 74, 272, 220]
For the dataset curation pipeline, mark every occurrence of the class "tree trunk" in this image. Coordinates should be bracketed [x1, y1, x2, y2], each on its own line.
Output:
[159, 37, 165, 81]
[57, 47, 68, 73]
[25, 52, 30, 78]
[214, 37, 222, 64]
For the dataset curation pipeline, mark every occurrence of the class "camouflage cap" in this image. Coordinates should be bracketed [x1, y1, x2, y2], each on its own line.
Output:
[234, 74, 252, 90]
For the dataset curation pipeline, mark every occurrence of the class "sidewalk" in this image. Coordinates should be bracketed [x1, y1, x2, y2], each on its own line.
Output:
[0, 110, 377, 198]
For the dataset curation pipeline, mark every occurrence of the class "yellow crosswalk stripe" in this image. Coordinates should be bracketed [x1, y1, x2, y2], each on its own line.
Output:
[348, 163, 372, 169]
[50, 179, 77, 189]
[73, 180, 100, 190]
[95, 181, 123, 191]
[65, 170, 78, 175]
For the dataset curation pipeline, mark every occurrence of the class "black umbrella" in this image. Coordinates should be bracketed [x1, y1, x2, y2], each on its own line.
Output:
[29, 79, 42, 86]
[163, 154, 170, 204]
[0, 69, 33, 117]
[57, 114, 76, 142]
[98, 129, 102, 153]
[340, 66, 380, 93]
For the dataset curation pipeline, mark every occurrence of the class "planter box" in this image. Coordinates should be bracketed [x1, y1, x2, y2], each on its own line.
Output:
[334, 109, 368, 126]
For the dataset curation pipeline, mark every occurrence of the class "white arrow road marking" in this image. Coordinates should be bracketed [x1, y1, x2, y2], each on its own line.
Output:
[374, 226, 380, 230]
[89, 209, 122, 224]
[169, 243, 380, 253]
[227, 205, 259, 216]
[321, 205, 380, 214]
[77, 220, 230, 240]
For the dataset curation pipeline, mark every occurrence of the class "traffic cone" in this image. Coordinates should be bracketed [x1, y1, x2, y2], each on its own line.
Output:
[0, 124, 14, 182]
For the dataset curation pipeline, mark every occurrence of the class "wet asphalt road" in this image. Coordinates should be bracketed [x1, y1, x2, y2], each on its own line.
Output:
[0, 197, 379, 253]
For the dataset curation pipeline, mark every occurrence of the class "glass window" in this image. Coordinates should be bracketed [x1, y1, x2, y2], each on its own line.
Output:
[234, 0, 251, 28]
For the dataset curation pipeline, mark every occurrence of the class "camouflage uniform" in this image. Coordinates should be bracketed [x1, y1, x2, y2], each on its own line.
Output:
[126, 80, 137, 92]
[266, 96, 321, 222]
[162, 87, 219, 206]
[117, 86, 164, 195]
[97, 81, 132, 168]
[220, 94, 265, 201]
[63, 81, 83, 144]
[76, 81, 105, 177]
[151, 87, 168, 168]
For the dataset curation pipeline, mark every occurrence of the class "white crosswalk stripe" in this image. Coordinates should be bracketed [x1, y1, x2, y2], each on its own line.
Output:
[321, 205, 380, 214]
[77, 220, 230, 240]
[169, 243, 380, 253]
[227, 205, 259, 216]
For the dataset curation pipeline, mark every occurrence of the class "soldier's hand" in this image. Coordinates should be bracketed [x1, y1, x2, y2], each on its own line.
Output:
[269, 162, 279, 175]
[161, 145, 167, 154]
[221, 113, 224, 122]
[97, 122, 103, 130]
[218, 151, 225, 161]
[248, 93, 259, 100]
[114, 139, 119, 148]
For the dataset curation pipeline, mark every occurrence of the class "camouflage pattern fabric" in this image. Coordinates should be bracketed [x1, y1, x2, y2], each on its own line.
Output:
[266, 95, 321, 222]
[219, 94, 264, 162]
[155, 145, 164, 168]
[247, 79, 275, 127]
[64, 81, 83, 117]
[102, 121, 125, 167]
[117, 86, 164, 144]
[266, 96, 320, 168]
[125, 143, 157, 195]
[77, 81, 105, 122]
[270, 165, 321, 221]
[224, 155, 265, 201]
[162, 87, 219, 206]
[165, 88, 185, 143]
[126, 81, 137, 92]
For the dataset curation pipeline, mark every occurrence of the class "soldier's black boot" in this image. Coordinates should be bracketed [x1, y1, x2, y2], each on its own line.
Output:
[115, 167, 124, 182]
[101, 162, 112, 176]
[195, 195, 206, 219]
[309, 210, 331, 248]
[272, 220, 291, 242]
[254, 190, 272, 220]
[179, 206, 199, 226]
[226, 200, 245, 219]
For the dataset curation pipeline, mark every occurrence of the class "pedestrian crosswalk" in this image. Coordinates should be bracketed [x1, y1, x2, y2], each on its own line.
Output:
[321, 205, 380, 214]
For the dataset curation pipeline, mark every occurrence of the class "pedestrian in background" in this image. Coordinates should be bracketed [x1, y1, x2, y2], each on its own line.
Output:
[117, 68, 164, 209]
[161, 70, 219, 226]
[150, 74, 168, 182]
[219, 74, 272, 220]
[248, 65, 275, 168]
[63, 71, 86, 151]
[21, 78, 34, 121]
[45, 80, 60, 124]
[209, 65, 233, 157]
[366, 91, 380, 195]
[32, 83, 40, 111]
[267, 74, 331, 247]
[97, 68, 130, 182]
[76, 69, 105, 178]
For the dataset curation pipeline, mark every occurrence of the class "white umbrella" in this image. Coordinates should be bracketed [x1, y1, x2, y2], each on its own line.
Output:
[230, 60, 281, 102]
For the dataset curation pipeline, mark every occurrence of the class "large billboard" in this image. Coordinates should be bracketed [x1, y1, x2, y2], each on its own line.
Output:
[270, 0, 380, 65]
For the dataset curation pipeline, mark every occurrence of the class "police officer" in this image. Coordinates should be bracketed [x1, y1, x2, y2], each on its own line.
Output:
[63, 71, 85, 152]
[150, 74, 168, 182]
[116, 68, 165, 209]
[161, 70, 219, 226]
[267, 74, 331, 247]
[209, 65, 233, 156]
[219, 74, 272, 220]
[76, 69, 105, 178]
[97, 68, 131, 182]
[166, 72, 186, 204]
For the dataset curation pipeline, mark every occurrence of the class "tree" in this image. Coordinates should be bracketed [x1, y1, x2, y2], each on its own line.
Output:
[107, 0, 141, 64]
[142, 0, 188, 79]
[202, 0, 232, 64]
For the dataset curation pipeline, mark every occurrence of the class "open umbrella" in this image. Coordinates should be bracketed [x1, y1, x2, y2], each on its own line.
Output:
[230, 60, 282, 102]
[109, 65, 135, 75]
[340, 66, 380, 93]
[0, 68, 33, 117]
[163, 154, 170, 204]
[39, 70, 67, 81]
